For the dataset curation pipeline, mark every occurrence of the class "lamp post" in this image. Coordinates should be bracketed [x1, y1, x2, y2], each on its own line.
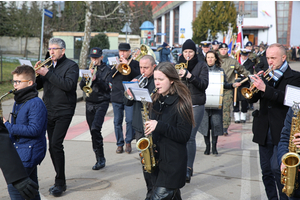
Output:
[121, 22, 132, 43]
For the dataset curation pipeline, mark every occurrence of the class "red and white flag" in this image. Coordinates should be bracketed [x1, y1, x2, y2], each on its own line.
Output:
[236, 24, 244, 64]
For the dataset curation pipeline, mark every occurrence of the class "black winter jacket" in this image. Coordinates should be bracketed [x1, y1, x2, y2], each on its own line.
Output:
[110, 57, 140, 103]
[36, 54, 79, 117]
[178, 55, 209, 105]
[80, 62, 111, 103]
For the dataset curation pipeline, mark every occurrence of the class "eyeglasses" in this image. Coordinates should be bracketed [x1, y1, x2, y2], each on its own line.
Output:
[48, 48, 63, 51]
[12, 80, 30, 85]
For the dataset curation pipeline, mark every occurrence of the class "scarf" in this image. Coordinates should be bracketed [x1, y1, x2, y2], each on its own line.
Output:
[178, 55, 198, 72]
[14, 83, 38, 104]
[269, 60, 288, 82]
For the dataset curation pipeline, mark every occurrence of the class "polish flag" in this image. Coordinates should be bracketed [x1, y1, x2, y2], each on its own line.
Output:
[236, 24, 244, 64]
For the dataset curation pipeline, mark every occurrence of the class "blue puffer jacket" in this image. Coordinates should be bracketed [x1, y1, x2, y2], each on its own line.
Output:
[5, 90, 47, 168]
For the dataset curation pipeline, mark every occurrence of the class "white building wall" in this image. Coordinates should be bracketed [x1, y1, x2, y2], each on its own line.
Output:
[290, 1, 300, 46]
[243, 1, 277, 44]
[179, 1, 194, 45]
[161, 15, 166, 44]
[169, 9, 174, 45]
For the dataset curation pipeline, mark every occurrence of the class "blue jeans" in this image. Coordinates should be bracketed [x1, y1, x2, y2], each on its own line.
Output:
[187, 105, 205, 169]
[259, 129, 288, 200]
[112, 102, 134, 146]
[8, 166, 40, 200]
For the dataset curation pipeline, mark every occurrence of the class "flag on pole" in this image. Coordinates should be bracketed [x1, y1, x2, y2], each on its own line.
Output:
[236, 24, 244, 64]
[223, 31, 226, 43]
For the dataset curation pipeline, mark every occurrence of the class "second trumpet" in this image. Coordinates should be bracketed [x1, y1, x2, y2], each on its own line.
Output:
[35, 56, 53, 77]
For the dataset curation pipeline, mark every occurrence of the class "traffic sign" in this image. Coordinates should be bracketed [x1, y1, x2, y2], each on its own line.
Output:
[147, 31, 151, 39]
[44, 9, 53, 18]
[156, 33, 166, 36]
[180, 28, 185, 33]
[180, 34, 185, 39]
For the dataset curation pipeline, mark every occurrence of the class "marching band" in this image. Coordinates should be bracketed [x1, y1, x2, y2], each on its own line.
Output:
[2, 37, 300, 200]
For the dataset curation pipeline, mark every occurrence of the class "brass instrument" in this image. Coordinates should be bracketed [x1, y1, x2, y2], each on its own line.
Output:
[112, 52, 135, 78]
[281, 102, 300, 197]
[136, 94, 157, 173]
[35, 56, 53, 77]
[83, 61, 96, 97]
[241, 67, 274, 99]
[175, 57, 189, 79]
[135, 44, 156, 61]
[138, 73, 148, 88]
[0, 89, 16, 120]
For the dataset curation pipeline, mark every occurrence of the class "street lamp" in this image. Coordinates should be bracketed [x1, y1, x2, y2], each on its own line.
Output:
[121, 22, 132, 43]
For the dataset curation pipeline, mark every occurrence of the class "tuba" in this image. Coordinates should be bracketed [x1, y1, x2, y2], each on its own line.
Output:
[136, 90, 157, 173]
[35, 56, 53, 77]
[135, 44, 156, 61]
[83, 61, 97, 97]
[241, 67, 274, 99]
[0, 89, 16, 121]
[281, 102, 300, 197]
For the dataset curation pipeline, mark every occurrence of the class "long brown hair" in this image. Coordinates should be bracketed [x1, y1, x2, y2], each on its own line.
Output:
[151, 62, 195, 126]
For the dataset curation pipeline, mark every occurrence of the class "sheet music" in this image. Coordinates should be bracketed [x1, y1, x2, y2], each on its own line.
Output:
[18, 59, 33, 67]
[129, 87, 152, 103]
[108, 57, 119, 65]
[284, 84, 300, 107]
[79, 69, 92, 78]
[122, 81, 139, 91]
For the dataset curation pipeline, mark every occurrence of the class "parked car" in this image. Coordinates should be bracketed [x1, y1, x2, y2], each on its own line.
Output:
[102, 49, 119, 66]
[171, 48, 182, 63]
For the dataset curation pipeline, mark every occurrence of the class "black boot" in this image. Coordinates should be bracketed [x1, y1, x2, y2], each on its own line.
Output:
[212, 136, 218, 155]
[92, 149, 106, 170]
[204, 136, 210, 155]
[186, 167, 193, 183]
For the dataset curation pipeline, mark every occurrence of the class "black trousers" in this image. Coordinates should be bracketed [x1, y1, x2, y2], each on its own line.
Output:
[150, 187, 181, 200]
[86, 101, 109, 152]
[233, 100, 248, 113]
[47, 114, 73, 186]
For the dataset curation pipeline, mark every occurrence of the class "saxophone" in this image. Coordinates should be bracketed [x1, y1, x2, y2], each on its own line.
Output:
[281, 102, 300, 197]
[0, 89, 16, 121]
[136, 91, 157, 173]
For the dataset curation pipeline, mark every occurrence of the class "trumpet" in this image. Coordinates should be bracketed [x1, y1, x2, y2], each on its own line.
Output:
[83, 61, 96, 97]
[138, 73, 148, 88]
[175, 57, 189, 78]
[35, 56, 53, 77]
[241, 67, 274, 99]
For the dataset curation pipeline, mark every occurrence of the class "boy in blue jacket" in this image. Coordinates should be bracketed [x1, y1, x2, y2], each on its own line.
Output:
[3, 65, 47, 200]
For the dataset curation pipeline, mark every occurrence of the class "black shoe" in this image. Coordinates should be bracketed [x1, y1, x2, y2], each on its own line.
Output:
[49, 184, 67, 197]
[212, 144, 218, 155]
[235, 120, 240, 123]
[223, 132, 228, 136]
[186, 167, 193, 183]
[204, 147, 210, 155]
[92, 157, 106, 170]
[240, 120, 246, 123]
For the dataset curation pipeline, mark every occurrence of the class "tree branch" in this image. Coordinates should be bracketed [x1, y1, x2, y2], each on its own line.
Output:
[93, 2, 123, 19]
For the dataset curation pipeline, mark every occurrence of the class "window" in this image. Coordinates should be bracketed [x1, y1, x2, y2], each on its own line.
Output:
[173, 7, 179, 44]
[244, 1, 258, 18]
[165, 13, 170, 43]
[157, 17, 162, 43]
[276, 1, 290, 45]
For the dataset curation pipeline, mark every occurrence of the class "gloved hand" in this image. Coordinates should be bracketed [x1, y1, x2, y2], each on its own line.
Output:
[12, 177, 39, 200]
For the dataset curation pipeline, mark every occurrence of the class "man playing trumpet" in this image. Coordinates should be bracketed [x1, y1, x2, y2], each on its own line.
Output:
[249, 43, 300, 200]
[111, 43, 140, 154]
[79, 47, 112, 170]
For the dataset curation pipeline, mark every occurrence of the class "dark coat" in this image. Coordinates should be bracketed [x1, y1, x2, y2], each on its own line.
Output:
[0, 122, 28, 184]
[124, 75, 155, 134]
[80, 61, 111, 103]
[150, 94, 192, 189]
[199, 65, 233, 136]
[196, 48, 205, 62]
[255, 51, 268, 73]
[249, 65, 300, 145]
[110, 57, 140, 103]
[178, 55, 209, 106]
[5, 96, 47, 168]
[36, 54, 79, 117]
[159, 47, 171, 62]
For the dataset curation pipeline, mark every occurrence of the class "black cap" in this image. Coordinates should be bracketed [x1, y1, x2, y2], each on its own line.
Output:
[162, 42, 168, 47]
[89, 47, 102, 58]
[245, 41, 253, 47]
[219, 43, 228, 49]
[212, 40, 219, 45]
[240, 49, 251, 56]
[182, 39, 196, 52]
[201, 41, 211, 47]
[118, 43, 131, 51]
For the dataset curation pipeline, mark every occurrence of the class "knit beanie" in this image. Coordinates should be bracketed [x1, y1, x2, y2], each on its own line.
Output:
[182, 39, 196, 52]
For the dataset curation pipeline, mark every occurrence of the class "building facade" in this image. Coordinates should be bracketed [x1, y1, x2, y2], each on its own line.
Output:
[152, 1, 300, 47]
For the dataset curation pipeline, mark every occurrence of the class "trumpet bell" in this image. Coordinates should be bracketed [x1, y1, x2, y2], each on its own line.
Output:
[83, 86, 93, 94]
[136, 137, 150, 151]
[241, 87, 253, 99]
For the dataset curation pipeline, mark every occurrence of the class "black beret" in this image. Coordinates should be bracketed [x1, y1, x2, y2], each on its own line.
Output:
[118, 43, 131, 51]
[212, 40, 219, 45]
[219, 43, 228, 49]
[246, 41, 253, 47]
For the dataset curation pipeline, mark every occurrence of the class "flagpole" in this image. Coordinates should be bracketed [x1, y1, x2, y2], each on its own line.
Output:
[39, 6, 45, 61]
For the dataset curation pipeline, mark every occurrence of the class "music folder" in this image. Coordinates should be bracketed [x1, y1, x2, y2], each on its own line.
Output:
[18, 59, 33, 67]
[79, 69, 92, 78]
[284, 84, 300, 107]
[129, 87, 152, 103]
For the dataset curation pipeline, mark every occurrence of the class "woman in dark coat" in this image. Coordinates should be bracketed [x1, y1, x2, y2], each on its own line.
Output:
[144, 62, 194, 200]
[199, 50, 240, 155]
[177, 39, 209, 183]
